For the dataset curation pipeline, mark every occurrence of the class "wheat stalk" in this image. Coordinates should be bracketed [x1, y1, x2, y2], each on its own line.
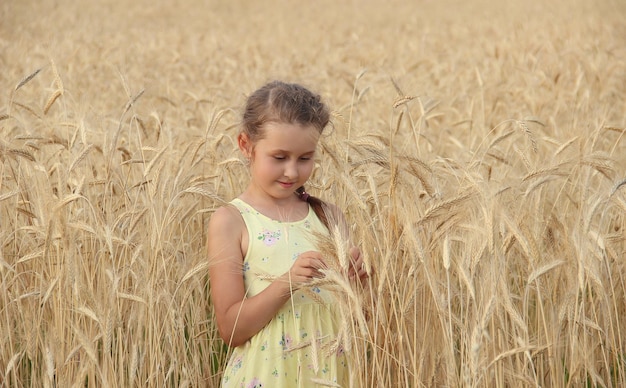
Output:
[15, 68, 42, 91]
[555, 136, 579, 156]
[68, 144, 94, 174]
[43, 89, 62, 114]
[393, 95, 417, 108]
[527, 260, 566, 284]
[418, 189, 476, 225]
[611, 178, 626, 196]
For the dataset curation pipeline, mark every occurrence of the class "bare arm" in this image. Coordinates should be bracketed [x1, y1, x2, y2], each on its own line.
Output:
[207, 205, 325, 347]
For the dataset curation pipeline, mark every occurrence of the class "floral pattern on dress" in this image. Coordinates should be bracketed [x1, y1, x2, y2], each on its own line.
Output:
[246, 377, 263, 388]
[231, 355, 243, 374]
[279, 333, 293, 350]
[258, 228, 281, 246]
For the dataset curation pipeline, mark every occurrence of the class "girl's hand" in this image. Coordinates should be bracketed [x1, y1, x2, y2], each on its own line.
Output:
[348, 246, 369, 282]
[282, 251, 327, 289]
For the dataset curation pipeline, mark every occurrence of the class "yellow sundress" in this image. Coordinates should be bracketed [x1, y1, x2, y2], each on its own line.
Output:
[220, 198, 348, 388]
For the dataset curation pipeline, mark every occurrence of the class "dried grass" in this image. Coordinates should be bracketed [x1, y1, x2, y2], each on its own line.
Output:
[1, 0, 625, 387]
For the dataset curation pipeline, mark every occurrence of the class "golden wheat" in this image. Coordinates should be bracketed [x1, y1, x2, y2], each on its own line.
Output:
[1, 0, 625, 387]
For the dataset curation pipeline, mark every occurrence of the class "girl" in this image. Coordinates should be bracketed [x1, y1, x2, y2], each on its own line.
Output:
[207, 81, 368, 387]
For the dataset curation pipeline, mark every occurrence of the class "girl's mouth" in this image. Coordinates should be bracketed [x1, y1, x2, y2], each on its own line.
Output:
[278, 181, 295, 189]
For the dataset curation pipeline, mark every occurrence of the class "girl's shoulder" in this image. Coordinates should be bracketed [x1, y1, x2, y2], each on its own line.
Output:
[208, 202, 245, 234]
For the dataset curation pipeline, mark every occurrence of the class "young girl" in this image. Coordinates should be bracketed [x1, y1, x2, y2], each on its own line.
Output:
[207, 81, 368, 387]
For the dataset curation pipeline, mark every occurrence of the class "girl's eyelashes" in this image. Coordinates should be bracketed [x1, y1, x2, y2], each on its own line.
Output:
[271, 155, 314, 161]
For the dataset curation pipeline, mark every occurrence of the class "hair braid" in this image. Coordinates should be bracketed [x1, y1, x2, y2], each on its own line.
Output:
[296, 186, 330, 231]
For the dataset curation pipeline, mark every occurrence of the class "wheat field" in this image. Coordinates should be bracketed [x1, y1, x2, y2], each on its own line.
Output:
[1, 0, 625, 386]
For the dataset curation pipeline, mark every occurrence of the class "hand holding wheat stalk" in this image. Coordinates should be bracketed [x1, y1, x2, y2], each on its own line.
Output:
[311, 210, 372, 354]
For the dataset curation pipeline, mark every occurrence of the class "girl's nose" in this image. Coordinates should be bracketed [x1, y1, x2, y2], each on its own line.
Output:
[284, 161, 298, 179]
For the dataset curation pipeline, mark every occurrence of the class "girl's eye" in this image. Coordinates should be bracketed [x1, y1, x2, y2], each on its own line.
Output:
[273, 156, 285, 160]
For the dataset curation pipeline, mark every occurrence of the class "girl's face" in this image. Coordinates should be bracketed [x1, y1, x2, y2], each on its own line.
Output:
[240, 122, 320, 203]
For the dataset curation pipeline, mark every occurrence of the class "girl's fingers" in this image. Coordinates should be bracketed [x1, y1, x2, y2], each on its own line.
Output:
[299, 251, 326, 268]
[349, 246, 360, 258]
[347, 246, 362, 276]
[300, 265, 323, 279]
[350, 256, 370, 281]
[358, 264, 368, 278]
[291, 255, 326, 282]
[312, 257, 327, 270]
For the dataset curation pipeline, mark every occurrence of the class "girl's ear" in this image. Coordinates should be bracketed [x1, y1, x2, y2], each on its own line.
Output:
[238, 133, 252, 158]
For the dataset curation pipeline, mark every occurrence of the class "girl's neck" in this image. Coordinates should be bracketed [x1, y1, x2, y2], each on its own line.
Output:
[239, 189, 308, 222]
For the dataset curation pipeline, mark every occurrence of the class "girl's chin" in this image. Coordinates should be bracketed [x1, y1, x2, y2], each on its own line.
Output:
[270, 189, 300, 201]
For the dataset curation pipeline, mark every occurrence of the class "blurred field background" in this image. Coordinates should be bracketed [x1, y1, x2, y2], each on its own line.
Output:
[1, 0, 625, 386]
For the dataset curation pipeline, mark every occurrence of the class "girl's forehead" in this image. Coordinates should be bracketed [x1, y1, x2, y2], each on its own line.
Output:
[257, 122, 320, 148]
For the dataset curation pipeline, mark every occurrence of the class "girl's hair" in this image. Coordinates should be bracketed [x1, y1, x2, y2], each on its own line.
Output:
[242, 80, 330, 140]
[242, 80, 332, 229]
